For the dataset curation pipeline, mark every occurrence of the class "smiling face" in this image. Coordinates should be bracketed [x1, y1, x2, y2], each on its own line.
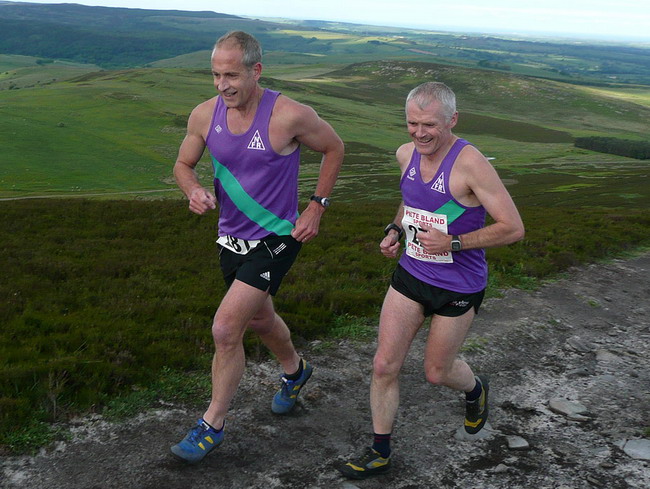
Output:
[406, 99, 457, 156]
[210, 42, 261, 109]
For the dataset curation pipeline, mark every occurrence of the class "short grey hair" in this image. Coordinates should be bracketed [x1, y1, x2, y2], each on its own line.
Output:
[214, 31, 262, 69]
[406, 82, 456, 122]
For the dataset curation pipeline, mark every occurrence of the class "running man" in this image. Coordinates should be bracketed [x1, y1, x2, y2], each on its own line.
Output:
[338, 82, 524, 479]
[171, 31, 343, 464]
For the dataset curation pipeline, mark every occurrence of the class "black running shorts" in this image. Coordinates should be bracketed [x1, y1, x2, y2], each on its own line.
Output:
[390, 264, 485, 317]
[219, 235, 302, 296]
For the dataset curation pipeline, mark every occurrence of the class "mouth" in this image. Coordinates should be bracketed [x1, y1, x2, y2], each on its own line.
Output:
[414, 137, 432, 144]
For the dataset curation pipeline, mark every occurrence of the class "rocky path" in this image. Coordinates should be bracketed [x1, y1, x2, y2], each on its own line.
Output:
[2, 253, 649, 489]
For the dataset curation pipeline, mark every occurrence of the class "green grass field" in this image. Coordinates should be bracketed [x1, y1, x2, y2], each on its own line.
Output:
[1, 58, 649, 202]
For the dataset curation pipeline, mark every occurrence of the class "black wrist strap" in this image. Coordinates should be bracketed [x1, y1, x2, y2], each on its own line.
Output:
[384, 223, 404, 240]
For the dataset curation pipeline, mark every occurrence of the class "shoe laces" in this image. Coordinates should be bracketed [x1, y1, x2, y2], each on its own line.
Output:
[188, 420, 215, 442]
[360, 447, 383, 464]
[279, 375, 294, 395]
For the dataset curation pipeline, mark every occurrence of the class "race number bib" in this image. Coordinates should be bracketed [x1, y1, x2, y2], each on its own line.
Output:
[401, 205, 453, 263]
[216, 235, 261, 255]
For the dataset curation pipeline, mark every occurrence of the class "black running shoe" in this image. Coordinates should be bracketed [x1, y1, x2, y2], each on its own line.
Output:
[337, 447, 391, 479]
[465, 375, 489, 434]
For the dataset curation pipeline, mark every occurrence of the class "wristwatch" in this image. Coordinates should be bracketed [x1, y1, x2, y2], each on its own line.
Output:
[450, 235, 462, 251]
[310, 195, 330, 208]
[384, 223, 404, 240]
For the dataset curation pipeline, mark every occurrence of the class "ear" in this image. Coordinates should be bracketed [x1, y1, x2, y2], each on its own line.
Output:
[448, 111, 459, 129]
[252, 62, 262, 80]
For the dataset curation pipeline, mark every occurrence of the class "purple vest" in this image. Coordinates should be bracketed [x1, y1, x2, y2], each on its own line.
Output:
[206, 89, 300, 240]
[398, 139, 488, 293]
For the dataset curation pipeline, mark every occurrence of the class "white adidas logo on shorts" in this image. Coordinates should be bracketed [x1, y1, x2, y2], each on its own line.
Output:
[260, 271, 271, 281]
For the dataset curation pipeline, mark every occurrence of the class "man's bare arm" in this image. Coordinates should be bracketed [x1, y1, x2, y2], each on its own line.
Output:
[416, 149, 524, 253]
[173, 102, 217, 215]
[290, 103, 344, 242]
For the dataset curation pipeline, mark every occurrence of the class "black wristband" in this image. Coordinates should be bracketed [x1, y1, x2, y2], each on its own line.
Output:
[384, 223, 404, 240]
[310, 195, 330, 208]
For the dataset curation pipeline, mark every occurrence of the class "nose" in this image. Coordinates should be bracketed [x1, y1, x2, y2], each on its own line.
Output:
[413, 124, 425, 138]
[215, 77, 229, 92]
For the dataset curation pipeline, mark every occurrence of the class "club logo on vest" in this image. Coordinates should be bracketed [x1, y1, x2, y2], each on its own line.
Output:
[407, 167, 417, 181]
[247, 130, 266, 151]
[215, 124, 223, 133]
[431, 173, 446, 194]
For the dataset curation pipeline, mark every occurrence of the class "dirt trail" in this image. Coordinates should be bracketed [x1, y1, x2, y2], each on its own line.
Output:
[2, 253, 649, 489]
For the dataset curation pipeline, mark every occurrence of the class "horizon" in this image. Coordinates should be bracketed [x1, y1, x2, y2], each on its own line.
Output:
[4, 0, 650, 44]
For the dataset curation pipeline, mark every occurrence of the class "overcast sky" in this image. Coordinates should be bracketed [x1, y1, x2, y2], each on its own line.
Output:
[11, 0, 650, 41]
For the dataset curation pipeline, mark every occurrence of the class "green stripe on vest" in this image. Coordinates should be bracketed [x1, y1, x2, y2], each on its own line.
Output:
[434, 200, 465, 224]
[212, 157, 295, 235]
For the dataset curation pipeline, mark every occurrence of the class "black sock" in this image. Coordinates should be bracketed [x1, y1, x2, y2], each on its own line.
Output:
[372, 433, 391, 458]
[202, 419, 225, 432]
[465, 377, 482, 402]
[284, 359, 304, 381]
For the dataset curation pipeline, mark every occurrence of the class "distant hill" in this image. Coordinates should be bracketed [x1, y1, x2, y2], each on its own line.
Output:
[0, 2, 249, 67]
[1, 1, 650, 85]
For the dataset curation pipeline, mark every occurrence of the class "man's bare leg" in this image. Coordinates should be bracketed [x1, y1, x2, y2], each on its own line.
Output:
[203, 280, 273, 428]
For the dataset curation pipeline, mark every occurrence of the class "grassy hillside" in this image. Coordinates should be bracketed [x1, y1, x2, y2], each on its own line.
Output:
[1, 198, 648, 452]
[0, 54, 100, 90]
[1, 59, 648, 208]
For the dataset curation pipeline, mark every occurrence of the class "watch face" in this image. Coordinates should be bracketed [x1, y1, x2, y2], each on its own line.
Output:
[311, 195, 330, 207]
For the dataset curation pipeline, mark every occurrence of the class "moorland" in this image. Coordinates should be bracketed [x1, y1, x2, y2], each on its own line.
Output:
[0, 2, 649, 455]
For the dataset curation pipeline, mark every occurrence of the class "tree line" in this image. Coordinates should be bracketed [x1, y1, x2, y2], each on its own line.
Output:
[574, 136, 650, 160]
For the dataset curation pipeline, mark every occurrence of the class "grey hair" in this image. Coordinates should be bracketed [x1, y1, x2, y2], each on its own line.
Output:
[405, 82, 456, 122]
[214, 31, 262, 69]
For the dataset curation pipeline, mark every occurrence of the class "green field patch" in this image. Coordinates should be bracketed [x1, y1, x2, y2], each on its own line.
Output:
[275, 29, 354, 41]
[500, 164, 650, 209]
[548, 183, 598, 192]
[577, 85, 650, 108]
[457, 112, 573, 143]
[618, 193, 644, 200]
[0, 59, 101, 90]
[0, 54, 41, 71]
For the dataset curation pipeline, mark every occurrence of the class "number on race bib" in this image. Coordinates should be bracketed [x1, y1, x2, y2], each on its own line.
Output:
[226, 235, 252, 253]
[217, 235, 261, 255]
[407, 224, 423, 245]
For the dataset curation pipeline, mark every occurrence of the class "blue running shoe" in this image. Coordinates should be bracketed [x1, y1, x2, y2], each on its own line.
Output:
[271, 359, 313, 414]
[171, 418, 223, 464]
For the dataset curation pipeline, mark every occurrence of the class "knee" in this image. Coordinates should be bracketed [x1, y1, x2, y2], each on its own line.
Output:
[211, 321, 241, 350]
[372, 353, 401, 380]
[424, 363, 449, 386]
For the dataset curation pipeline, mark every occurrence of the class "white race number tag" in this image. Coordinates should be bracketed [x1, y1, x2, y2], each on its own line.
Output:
[216, 235, 261, 255]
[401, 205, 453, 263]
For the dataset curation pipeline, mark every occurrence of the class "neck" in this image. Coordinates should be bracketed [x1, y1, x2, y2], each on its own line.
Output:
[235, 86, 263, 118]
